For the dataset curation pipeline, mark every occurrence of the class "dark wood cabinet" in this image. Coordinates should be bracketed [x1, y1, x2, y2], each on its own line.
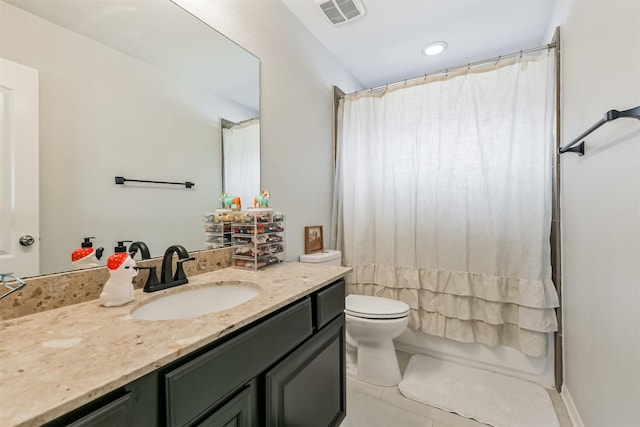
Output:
[165, 298, 313, 426]
[266, 315, 346, 427]
[45, 279, 345, 427]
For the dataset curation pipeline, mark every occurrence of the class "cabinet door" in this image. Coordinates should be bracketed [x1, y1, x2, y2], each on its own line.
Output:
[197, 384, 255, 427]
[266, 315, 345, 427]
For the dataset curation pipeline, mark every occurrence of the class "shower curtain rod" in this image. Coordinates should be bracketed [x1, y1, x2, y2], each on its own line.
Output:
[340, 43, 556, 98]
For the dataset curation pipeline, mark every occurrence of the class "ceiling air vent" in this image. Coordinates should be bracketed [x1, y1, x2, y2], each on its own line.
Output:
[315, 0, 366, 25]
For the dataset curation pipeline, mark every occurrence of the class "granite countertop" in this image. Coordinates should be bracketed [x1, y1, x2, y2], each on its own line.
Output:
[0, 262, 351, 427]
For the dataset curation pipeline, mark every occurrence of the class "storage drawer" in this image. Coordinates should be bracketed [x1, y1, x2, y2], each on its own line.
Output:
[165, 298, 313, 427]
[66, 392, 132, 427]
[315, 280, 345, 329]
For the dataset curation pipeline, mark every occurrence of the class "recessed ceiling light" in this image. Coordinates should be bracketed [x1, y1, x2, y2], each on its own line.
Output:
[422, 41, 448, 56]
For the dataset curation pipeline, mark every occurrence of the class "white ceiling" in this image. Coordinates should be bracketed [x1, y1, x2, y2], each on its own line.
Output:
[281, 0, 557, 90]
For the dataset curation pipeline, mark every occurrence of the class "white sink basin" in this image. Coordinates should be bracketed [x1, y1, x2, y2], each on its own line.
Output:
[132, 282, 260, 321]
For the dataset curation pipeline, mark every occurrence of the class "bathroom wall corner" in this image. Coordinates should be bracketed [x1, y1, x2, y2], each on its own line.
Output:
[560, 385, 585, 427]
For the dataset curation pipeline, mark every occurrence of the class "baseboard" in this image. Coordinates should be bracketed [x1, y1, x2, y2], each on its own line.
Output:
[560, 385, 584, 427]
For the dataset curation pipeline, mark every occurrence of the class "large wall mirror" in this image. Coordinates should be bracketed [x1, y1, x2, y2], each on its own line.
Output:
[0, 0, 260, 277]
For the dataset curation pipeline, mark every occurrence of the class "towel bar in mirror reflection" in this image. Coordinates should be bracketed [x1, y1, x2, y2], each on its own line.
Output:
[115, 176, 195, 189]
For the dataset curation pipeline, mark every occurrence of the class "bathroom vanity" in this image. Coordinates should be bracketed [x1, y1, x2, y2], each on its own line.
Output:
[0, 263, 350, 427]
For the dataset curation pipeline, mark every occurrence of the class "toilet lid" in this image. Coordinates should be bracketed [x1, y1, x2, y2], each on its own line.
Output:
[345, 295, 410, 319]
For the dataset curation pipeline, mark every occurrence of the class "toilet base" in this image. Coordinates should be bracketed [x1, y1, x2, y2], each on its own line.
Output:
[355, 339, 402, 387]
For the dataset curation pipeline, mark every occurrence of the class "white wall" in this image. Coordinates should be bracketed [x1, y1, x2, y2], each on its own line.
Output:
[175, 0, 362, 260]
[559, 1, 640, 425]
[159, 2, 640, 424]
[1, 2, 255, 274]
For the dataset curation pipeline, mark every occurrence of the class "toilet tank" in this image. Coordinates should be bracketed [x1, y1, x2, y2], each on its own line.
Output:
[299, 250, 342, 266]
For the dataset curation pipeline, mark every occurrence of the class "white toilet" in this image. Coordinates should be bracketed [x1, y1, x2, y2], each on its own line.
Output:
[344, 294, 409, 386]
[299, 250, 410, 387]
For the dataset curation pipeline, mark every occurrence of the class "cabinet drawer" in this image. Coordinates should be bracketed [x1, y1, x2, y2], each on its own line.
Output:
[315, 279, 345, 329]
[165, 298, 313, 427]
[66, 392, 132, 427]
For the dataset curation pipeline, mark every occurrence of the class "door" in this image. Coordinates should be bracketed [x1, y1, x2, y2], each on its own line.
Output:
[0, 57, 39, 278]
[197, 384, 256, 427]
[266, 316, 346, 427]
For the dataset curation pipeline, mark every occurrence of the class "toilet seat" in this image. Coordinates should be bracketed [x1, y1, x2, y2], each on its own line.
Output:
[345, 295, 410, 319]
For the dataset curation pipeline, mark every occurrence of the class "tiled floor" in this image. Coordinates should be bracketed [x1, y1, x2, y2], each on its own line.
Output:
[341, 351, 573, 427]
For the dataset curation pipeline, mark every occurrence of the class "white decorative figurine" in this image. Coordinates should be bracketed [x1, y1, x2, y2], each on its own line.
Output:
[99, 252, 136, 307]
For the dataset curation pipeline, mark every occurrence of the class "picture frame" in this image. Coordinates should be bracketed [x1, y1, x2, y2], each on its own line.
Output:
[304, 225, 324, 254]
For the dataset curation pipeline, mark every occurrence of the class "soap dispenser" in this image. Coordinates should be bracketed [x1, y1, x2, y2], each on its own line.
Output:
[71, 237, 104, 269]
[99, 241, 136, 307]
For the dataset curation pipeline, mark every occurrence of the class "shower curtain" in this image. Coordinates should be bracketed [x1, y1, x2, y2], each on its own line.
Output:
[222, 118, 260, 209]
[332, 53, 558, 357]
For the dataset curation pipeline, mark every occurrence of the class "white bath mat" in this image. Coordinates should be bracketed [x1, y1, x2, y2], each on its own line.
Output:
[399, 355, 559, 427]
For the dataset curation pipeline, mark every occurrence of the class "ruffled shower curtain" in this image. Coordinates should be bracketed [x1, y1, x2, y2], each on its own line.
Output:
[222, 118, 260, 208]
[332, 53, 558, 357]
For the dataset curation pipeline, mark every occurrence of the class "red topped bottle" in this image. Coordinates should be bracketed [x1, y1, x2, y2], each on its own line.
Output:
[71, 237, 104, 269]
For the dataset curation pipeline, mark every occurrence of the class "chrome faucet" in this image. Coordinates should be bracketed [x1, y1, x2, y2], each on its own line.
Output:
[141, 245, 194, 292]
